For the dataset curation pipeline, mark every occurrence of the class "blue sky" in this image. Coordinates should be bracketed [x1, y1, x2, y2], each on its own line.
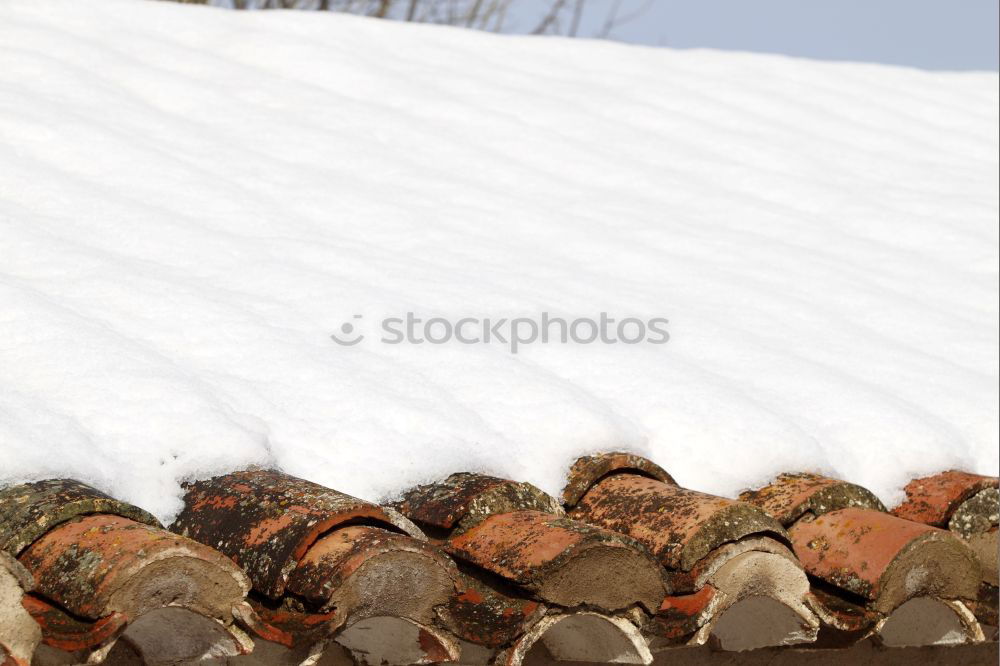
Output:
[511, 0, 999, 71]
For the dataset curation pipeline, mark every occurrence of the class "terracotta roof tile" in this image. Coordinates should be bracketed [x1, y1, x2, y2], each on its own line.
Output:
[650, 585, 724, 642]
[892, 471, 999, 529]
[889, 470, 999, 630]
[20, 594, 127, 654]
[435, 569, 545, 648]
[564, 456, 820, 651]
[0, 480, 252, 665]
[3, 464, 998, 662]
[334, 616, 460, 664]
[398, 472, 563, 534]
[0, 479, 160, 558]
[445, 509, 667, 612]
[398, 472, 668, 614]
[739, 472, 992, 646]
[561, 451, 676, 507]
[804, 588, 880, 648]
[171, 469, 461, 664]
[286, 524, 455, 612]
[789, 507, 980, 610]
[496, 612, 653, 666]
[738, 472, 886, 526]
[19, 514, 246, 621]
[172, 469, 422, 599]
[569, 472, 788, 572]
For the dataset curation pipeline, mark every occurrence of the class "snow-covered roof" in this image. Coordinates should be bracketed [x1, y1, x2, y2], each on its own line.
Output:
[0, 0, 997, 522]
[2, 460, 998, 663]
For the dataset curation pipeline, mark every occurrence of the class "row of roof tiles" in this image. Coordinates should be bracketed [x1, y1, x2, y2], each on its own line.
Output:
[1, 454, 996, 666]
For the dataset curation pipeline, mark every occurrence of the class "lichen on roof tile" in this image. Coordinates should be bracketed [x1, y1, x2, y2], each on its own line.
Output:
[171, 469, 415, 599]
[3, 479, 253, 664]
[562, 452, 676, 508]
[738, 473, 886, 526]
[435, 569, 544, 649]
[445, 509, 667, 612]
[0, 479, 161, 557]
[892, 470, 999, 529]
[397, 472, 563, 534]
[789, 507, 980, 612]
[570, 473, 787, 572]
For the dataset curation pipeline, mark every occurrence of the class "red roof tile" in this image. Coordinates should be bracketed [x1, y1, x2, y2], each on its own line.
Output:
[19, 595, 128, 653]
[398, 472, 563, 533]
[436, 570, 544, 648]
[892, 470, 998, 530]
[889, 470, 999, 629]
[1, 480, 252, 664]
[789, 507, 980, 612]
[20, 514, 246, 621]
[0, 479, 160, 557]
[446, 509, 667, 612]
[564, 456, 820, 651]
[561, 451, 676, 507]
[740, 472, 991, 646]
[398, 473, 668, 613]
[173, 469, 421, 599]
[738, 473, 886, 526]
[569, 472, 787, 572]
[172, 469, 460, 663]
[286, 524, 457, 610]
[3, 464, 997, 661]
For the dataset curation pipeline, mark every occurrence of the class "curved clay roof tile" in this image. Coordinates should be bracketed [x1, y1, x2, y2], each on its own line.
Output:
[570, 473, 788, 572]
[496, 612, 652, 666]
[286, 525, 458, 620]
[892, 470, 998, 530]
[4, 480, 253, 663]
[738, 473, 886, 527]
[171, 469, 420, 599]
[0, 479, 160, 557]
[789, 507, 980, 614]
[397, 472, 563, 534]
[446, 510, 667, 613]
[435, 569, 545, 649]
[562, 452, 676, 508]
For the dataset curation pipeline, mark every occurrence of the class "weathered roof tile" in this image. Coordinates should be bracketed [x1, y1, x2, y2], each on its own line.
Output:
[0, 479, 160, 558]
[172, 469, 419, 600]
[446, 510, 667, 612]
[398, 473, 563, 534]
[172, 469, 462, 663]
[892, 471, 998, 528]
[1, 480, 252, 665]
[789, 507, 980, 612]
[561, 451, 676, 507]
[3, 462, 998, 661]
[564, 456, 819, 651]
[20, 514, 248, 621]
[495, 612, 652, 666]
[435, 569, 544, 649]
[738, 472, 886, 526]
[569, 472, 787, 572]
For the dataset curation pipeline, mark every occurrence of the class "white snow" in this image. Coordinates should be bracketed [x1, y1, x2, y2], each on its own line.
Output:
[0, 0, 997, 522]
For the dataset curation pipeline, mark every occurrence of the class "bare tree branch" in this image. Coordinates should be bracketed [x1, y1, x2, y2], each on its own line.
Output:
[531, 0, 566, 35]
[569, 0, 584, 37]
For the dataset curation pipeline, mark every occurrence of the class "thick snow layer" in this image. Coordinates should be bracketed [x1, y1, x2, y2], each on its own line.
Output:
[1, 0, 997, 522]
